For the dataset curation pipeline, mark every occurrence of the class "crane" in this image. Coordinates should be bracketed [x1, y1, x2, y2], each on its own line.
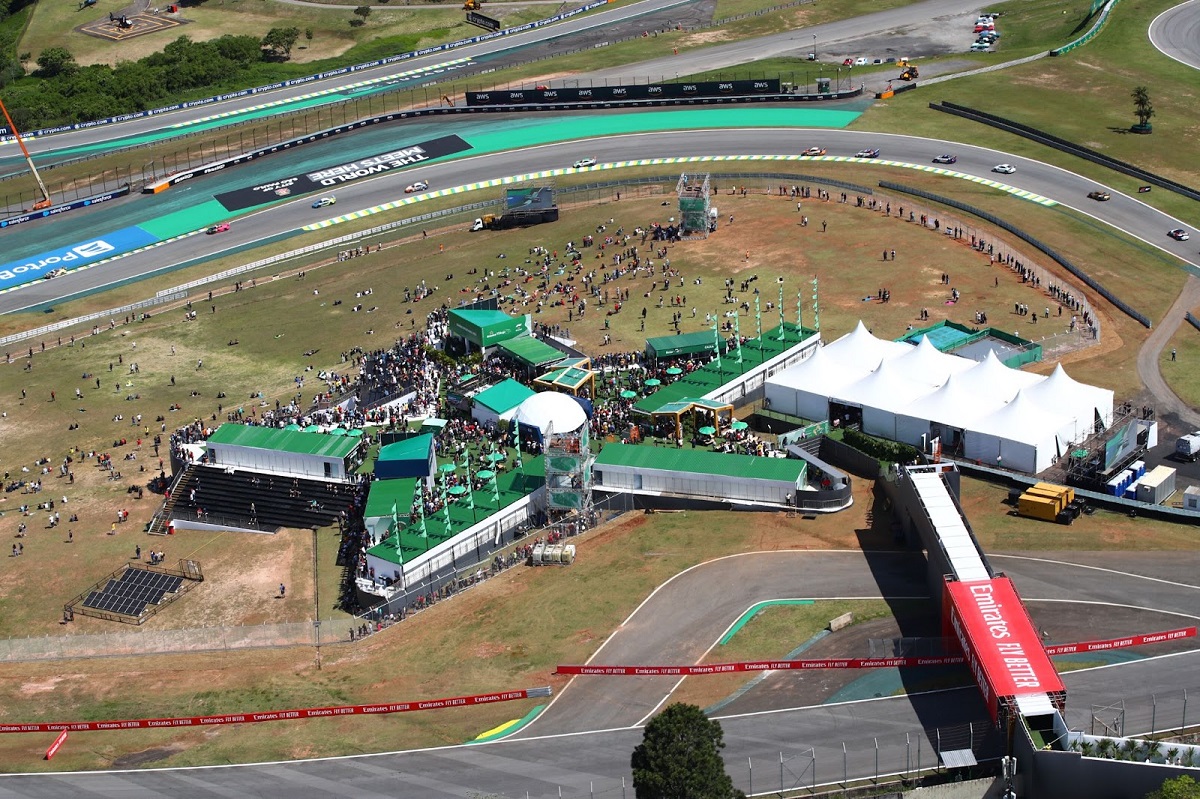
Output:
[0, 95, 53, 211]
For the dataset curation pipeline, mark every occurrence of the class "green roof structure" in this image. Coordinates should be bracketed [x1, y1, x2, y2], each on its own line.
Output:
[378, 434, 434, 463]
[535, 364, 596, 395]
[645, 330, 723, 359]
[594, 443, 804, 482]
[634, 323, 815, 415]
[474, 379, 536, 414]
[497, 336, 566, 369]
[447, 309, 530, 348]
[366, 455, 546, 566]
[206, 424, 360, 459]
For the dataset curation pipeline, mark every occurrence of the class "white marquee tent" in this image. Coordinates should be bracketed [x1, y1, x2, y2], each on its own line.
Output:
[513, 392, 588, 439]
[763, 322, 1114, 474]
[963, 390, 1074, 473]
[763, 344, 872, 420]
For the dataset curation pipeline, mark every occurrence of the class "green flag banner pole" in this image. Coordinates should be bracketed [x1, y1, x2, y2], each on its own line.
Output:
[777, 282, 786, 340]
[712, 321, 722, 369]
[812, 276, 820, 332]
[796, 289, 803, 332]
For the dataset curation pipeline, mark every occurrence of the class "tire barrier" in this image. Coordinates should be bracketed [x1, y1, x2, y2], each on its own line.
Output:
[878, 180, 1154, 328]
[556, 627, 1196, 675]
[0, 686, 552, 734]
[929, 101, 1200, 202]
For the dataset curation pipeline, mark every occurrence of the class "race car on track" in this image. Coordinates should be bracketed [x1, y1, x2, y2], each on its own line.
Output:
[1087, 190, 1111, 201]
[1168, 228, 1190, 241]
[992, 164, 1016, 174]
[932, 154, 957, 164]
[43, 268, 67, 280]
[405, 181, 430, 194]
[802, 146, 827, 156]
[206, 223, 230, 234]
[855, 148, 880, 158]
[312, 196, 336, 208]
[572, 157, 597, 169]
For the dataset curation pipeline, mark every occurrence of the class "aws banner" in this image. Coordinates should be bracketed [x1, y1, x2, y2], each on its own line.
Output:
[466, 80, 781, 106]
[214, 135, 469, 212]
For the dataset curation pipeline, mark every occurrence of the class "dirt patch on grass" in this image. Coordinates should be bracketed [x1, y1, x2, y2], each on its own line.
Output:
[112, 745, 187, 768]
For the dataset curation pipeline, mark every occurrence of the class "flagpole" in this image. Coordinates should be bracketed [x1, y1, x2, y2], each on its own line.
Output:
[777, 281, 786, 340]
[754, 295, 762, 357]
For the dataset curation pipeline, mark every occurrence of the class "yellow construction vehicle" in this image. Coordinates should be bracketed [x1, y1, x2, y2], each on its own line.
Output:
[462, 0, 481, 9]
[899, 65, 919, 81]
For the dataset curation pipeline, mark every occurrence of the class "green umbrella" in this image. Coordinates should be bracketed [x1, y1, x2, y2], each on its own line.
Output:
[439, 463, 457, 473]
[699, 426, 717, 436]
[665, 367, 683, 376]
[329, 427, 347, 436]
[303, 425, 321, 433]
[731, 420, 749, 431]
[645, 378, 661, 388]
[448, 485, 467, 496]
[487, 452, 506, 463]
[476, 469, 496, 480]
[284, 424, 302, 431]
[620, 390, 637, 399]
[347, 429, 364, 437]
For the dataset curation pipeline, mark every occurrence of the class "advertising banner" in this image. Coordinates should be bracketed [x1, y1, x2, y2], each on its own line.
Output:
[0, 187, 131, 230]
[557, 627, 1197, 677]
[44, 730, 68, 759]
[945, 577, 1065, 722]
[1044, 626, 1195, 655]
[467, 11, 501, 31]
[0, 226, 158, 292]
[466, 79, 781, 106]
[0, 686, 549, 734]
[214, 135, 470, 212]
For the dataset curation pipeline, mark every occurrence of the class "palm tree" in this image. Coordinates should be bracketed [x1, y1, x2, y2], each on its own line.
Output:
[1096, 738, 1115, 759]
[1166, 747, 1180, 765]
[1132, 86, 1154, 133]
[1080, 740, 1095, 758]
[1145, 739, 1163, 762]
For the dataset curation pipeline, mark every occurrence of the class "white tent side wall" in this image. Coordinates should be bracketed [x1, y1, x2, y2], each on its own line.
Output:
[207, 443, 345, 480]
[962, 432, 1042, 473]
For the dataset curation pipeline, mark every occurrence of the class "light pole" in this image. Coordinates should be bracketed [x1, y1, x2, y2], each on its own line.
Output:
[812, 33, 817, 60]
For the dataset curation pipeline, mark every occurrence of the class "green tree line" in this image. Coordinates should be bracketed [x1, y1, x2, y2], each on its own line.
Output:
[0, 19, 444, 131]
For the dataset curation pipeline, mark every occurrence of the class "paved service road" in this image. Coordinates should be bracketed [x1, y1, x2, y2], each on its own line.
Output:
[7, 125, 1199, 315]
[0, 550, 1197, 798]
[1149, 0, 1200, 70]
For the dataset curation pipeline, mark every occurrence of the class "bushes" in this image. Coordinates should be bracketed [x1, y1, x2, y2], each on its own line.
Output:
[844, 427, 921, 465]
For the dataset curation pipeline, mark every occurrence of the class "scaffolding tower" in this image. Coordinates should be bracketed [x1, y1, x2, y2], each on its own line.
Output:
[543, 419, 595, 538]
[676, 172, 713, 239]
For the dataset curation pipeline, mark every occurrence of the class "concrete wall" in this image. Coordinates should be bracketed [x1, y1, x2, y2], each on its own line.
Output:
[1015, 723, 1199, 799]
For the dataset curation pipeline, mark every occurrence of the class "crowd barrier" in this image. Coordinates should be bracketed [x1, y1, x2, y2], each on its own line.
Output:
[878, 180, 1153, 329]
[0, 686, 552, 734]
[557, 627, 1196, 675]
[0, 0, 612, 141]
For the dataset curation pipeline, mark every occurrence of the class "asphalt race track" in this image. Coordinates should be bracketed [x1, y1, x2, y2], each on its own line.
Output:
[5, 123, 1199, 315]
[0, 550, 1196, 798]
[1149, 0, 1200, 70]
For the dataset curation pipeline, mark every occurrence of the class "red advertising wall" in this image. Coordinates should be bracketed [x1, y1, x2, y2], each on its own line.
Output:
[944, 577, 1065, 721]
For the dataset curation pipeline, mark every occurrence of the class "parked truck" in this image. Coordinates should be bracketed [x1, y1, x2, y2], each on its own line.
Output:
[1176, 432, 1200, 462]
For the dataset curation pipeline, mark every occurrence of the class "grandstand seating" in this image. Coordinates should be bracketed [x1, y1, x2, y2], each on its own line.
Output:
[170, 464, 356, 530]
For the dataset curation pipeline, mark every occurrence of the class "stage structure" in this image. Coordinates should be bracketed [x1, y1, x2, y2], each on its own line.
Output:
[676, 173, 713, 238]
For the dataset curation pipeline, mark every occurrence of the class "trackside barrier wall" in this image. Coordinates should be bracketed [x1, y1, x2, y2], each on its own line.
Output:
[928, 102, 1200, 203]
[878, 180, 1152, 328]
[1050, 0, 1120, 56]
[1187, 312, 1200, 334]
[0, 687, 551, 733]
